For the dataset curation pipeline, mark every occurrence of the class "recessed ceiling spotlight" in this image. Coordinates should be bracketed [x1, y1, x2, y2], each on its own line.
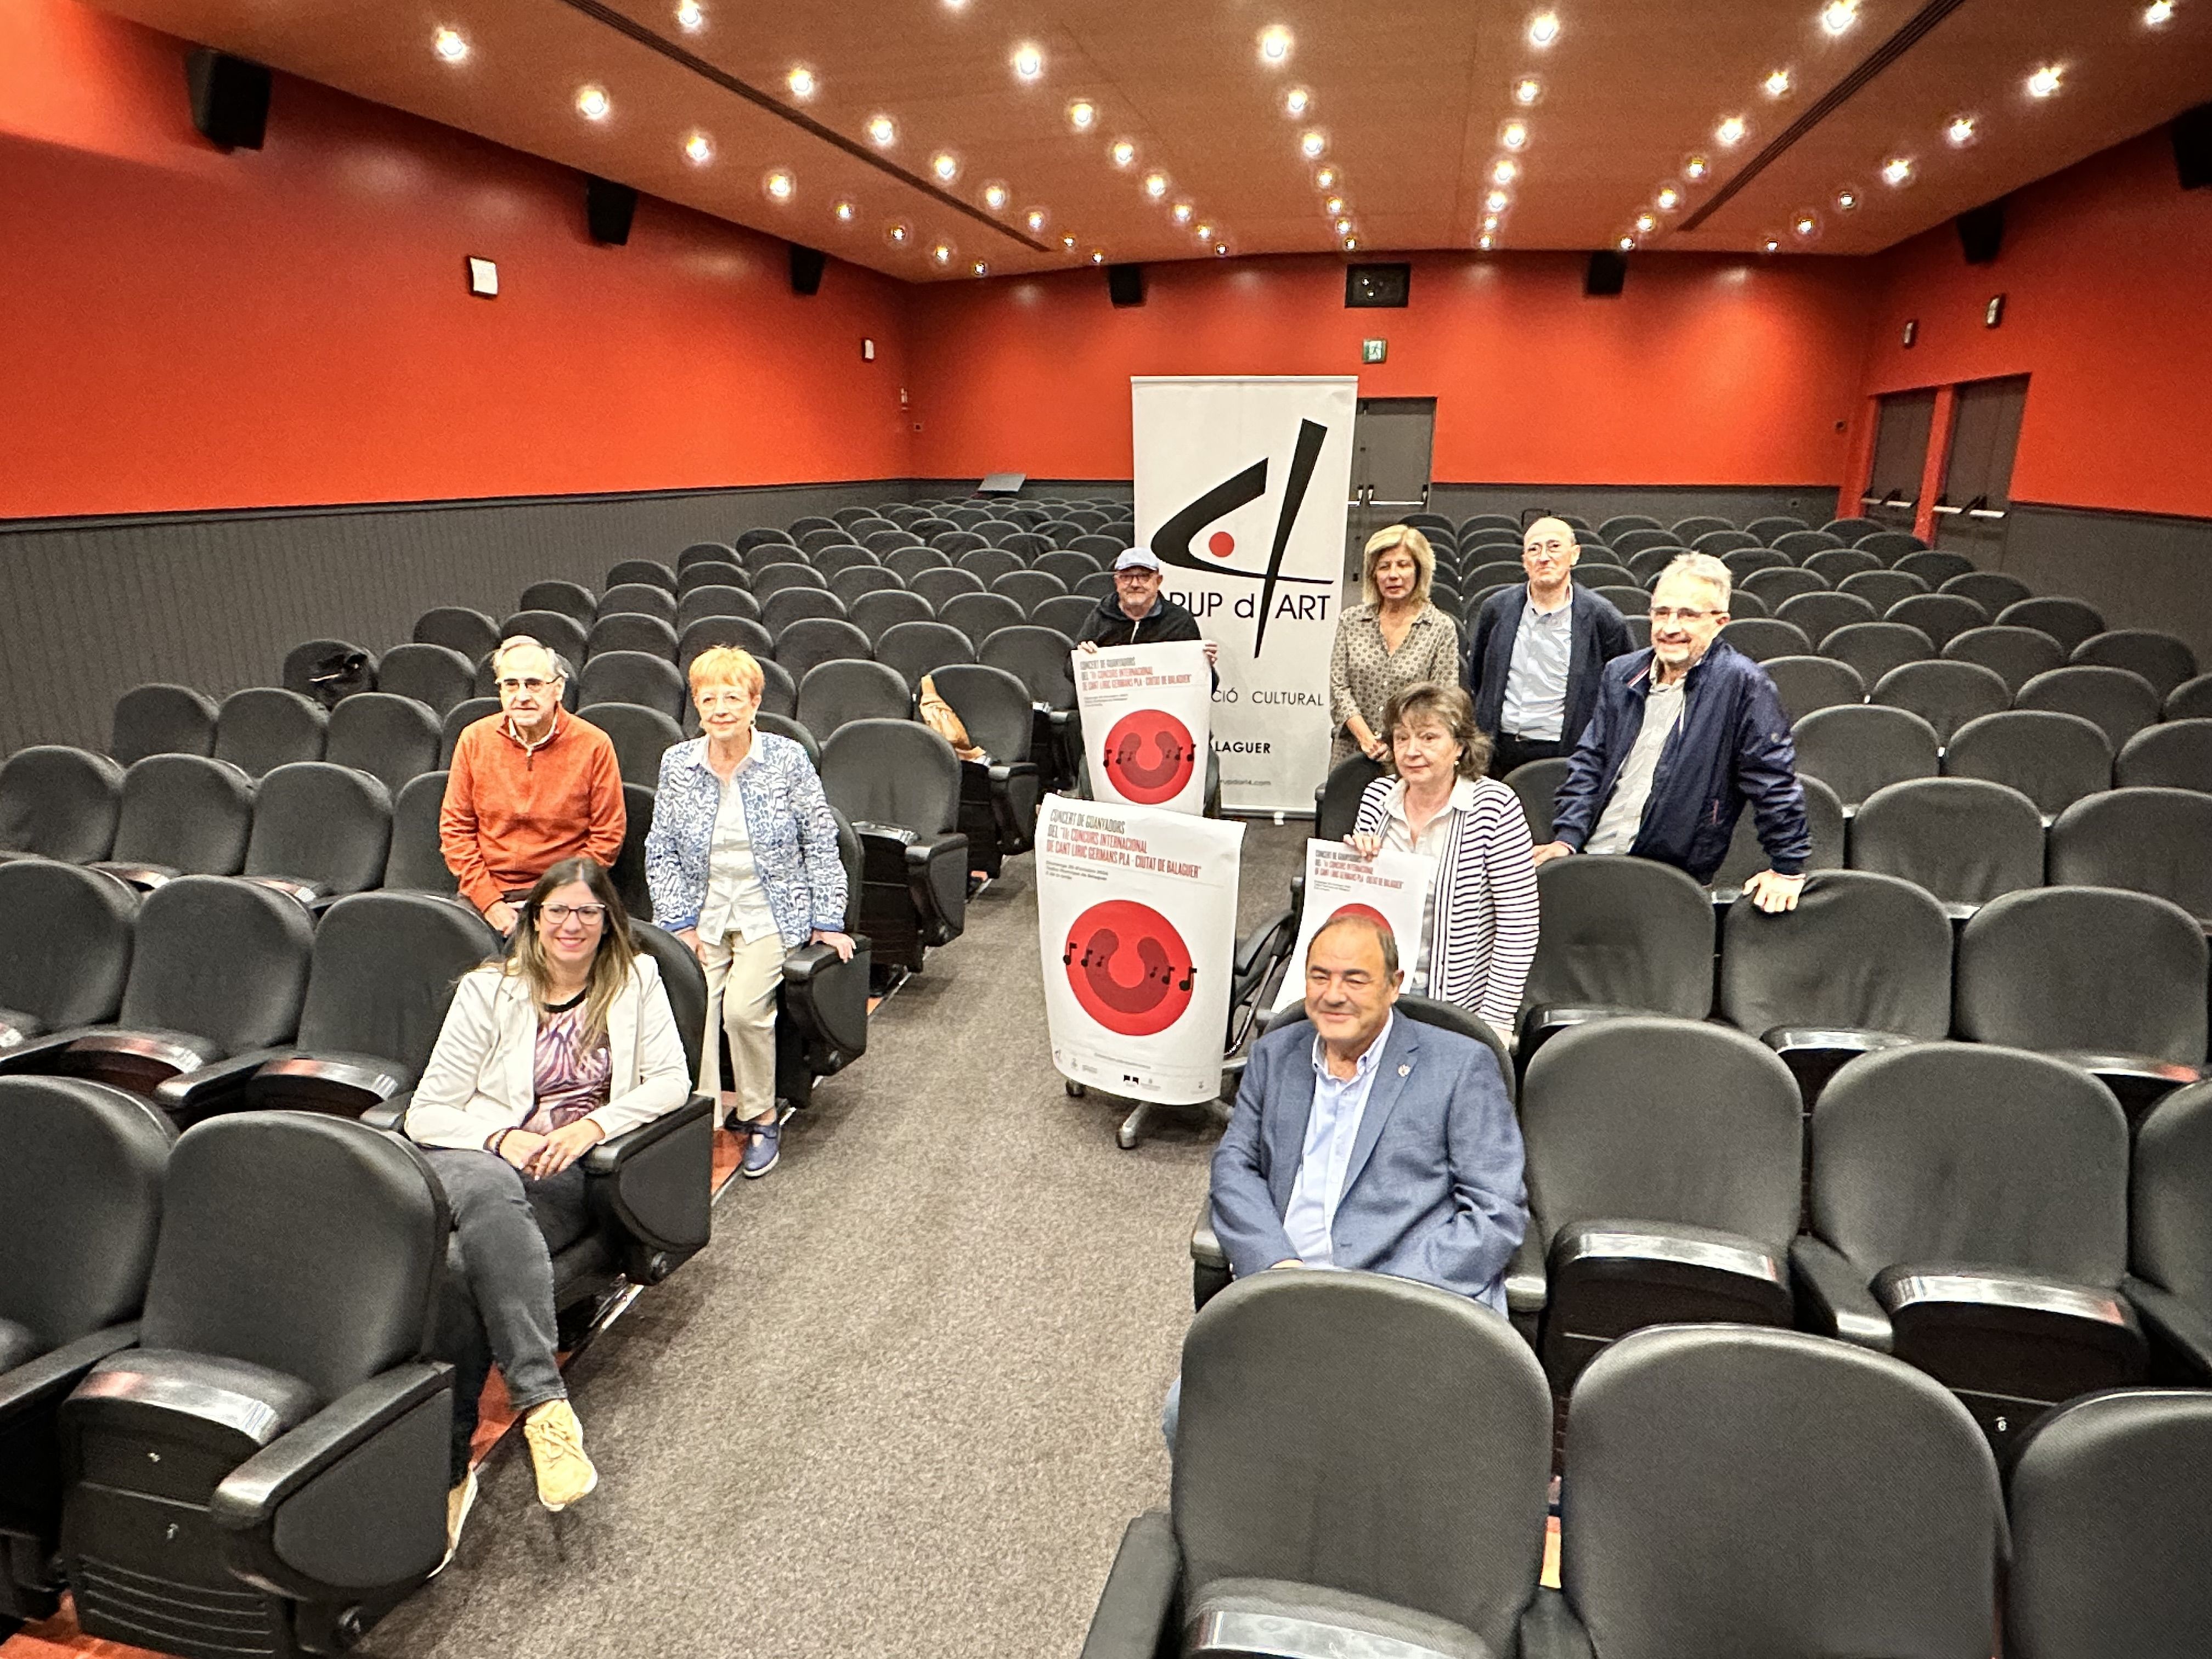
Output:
[1500, 120, 1530, 150]
[834, 200, 857, 222]
[1528, 12, 1561, 47]
[1656, 183, 1682, 211]
[1512, 76, 1543, 105]
[973, 260, 989, 277]
[683, 132, 712, 163]
[930, 152, 960, 183]
[887, 221, 911, 246]
[1110, 139, 1137, 167]
[1061, 233, 1077, 249]
[1194, 222, 1213, 240]
[1300, 130, 1328, 158]
[1142, 171, 1169, 199]
[787, 66, 816, 99]
[1025, 207, 1048, 233]
[1835, 184, 1860, 210]
[929, 241, 955, 266]
[1881, 155, 1915, 185]
[574, 85, 610, 120]
[1764, 67, 1792, 97]
[675, 0, 703, 29]
[1820, 0, 1858, 36]
[981, 182, 1009, 210]
[432, 27, 468, 61]
[1171, 201, 1194, 224]
[2146, 0, 2176, 23]
[1946, 114, 1978, 146]
[1485, 187, 1511, 212]
[1259, 25, 1293, 63]
[1314, 166, 1338, 189]
[1482, 212, 1501, 231]
[1684, 153, 1712, 180]
[1793, 210, 1820, 236]
[866, 115, 896, 146]
[1285, 87, 1311, 117]
[1635, 210, 1657, 233]
[2027, 64, 2063, 98]
[1762, 234, 1782, 253]
[1323, 195, 1345, 215]
[1717, 115, 1748, 145]
[1478, 233, 1496, 249]
[1618, 234, 1637, 251]
[1012, 43, 1044, 80]
[1216, 242, 1230, 256]
[1333, 216, 1353, 234]
[943, 0, 966, 8]
[1066, 99, 1097, 131]
[763, 168, 794, 202]
[1492, 157, 1520, 185]
[1090, 249, 1106, 264]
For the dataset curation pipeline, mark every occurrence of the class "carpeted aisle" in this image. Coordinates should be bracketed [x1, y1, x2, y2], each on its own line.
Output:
[364, 820, 1308, 1659]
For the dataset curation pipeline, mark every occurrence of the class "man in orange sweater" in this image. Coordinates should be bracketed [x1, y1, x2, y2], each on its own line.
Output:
[440, 636, 626, 933]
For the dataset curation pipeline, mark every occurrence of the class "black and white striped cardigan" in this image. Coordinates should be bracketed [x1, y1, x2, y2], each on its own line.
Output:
[1353, 775, 1541, 1039]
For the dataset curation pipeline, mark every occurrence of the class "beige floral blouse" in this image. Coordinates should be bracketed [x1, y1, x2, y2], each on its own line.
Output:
[1327, 601, 1462, 763]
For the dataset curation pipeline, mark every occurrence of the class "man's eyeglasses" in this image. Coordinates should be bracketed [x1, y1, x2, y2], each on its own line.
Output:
[1648, 606, 1723, 624]
[1523, 542, 1570, 558]
[541, 903, 607, 924]
[497, 677, 558, 695]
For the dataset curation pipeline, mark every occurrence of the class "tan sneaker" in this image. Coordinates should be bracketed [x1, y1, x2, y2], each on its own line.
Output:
[522, 1400, 599, 1511]
[435, 1468, 478, 1575]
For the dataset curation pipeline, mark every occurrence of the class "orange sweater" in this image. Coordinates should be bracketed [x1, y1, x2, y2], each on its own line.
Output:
[438, 710, 626, 912]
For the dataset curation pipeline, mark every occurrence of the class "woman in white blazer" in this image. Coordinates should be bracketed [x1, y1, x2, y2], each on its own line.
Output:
[405, 856, 689, 1554]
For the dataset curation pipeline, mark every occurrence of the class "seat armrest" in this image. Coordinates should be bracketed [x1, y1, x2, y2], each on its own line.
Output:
[0, 1007, 46, 1049]
[1516, 1589, 1594, 1659]
[1504, 1228, 1548, 1319]
[1233, 908, 1294, 984]
[242, 1051, 414, 1118]
[211, 1363, 449, 1531]
[1760, 1026, 1923, 1106]
[0, 1322, 141, 1429]
[906, 831, 970, 937]
[1078, 1510, 1181, 1659]
[361, 1090, 413, 1135]
[782, 939, 873, 1059]
[1790, 1236, 1892, 1351]
[1190, 1196, 1225, 1272]
[2046, 1051, 2201, 1122]
[152, 1046, 295, 1119]
[584, 1094, 714, 1265]
[1872, 1263, 2141, 1336]
[583, 1092, 713, 1174]
[84, 862, 178, 892]
[241, 874, 325, 906]
[0, 1029, 94, 1075]
[2123, 1276, 2212, 1383]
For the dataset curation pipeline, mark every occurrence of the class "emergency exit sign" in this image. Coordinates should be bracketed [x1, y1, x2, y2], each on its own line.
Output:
[1361, 338, 1387, 364]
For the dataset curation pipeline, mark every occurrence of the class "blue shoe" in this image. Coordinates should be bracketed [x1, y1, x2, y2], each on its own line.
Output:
[741, 1115, 781, 1178]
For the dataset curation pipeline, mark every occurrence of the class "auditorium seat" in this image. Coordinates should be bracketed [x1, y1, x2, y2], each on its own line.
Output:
[382, 772, 454, 896]
[1724, 589, 1769, 619]
[999, 530, 1055, 560]
[1791, 704, 1938, 812]
[753, 658, 798, 720]
[215, 687, 328, 778]
[1068, 533, 1124, 561]
[1775, 590, 1876, 646]
[819, 719, 968, 974]
[742, 543, 810, 578]
[92, 753, 255, 889]
[1623, 614, 1651, 649]
[1467, 560, 1526, 592]
[1943, 709, 2109, 821]
[931, 529, 988, 557]
[735, 527, 796, 554]
[111, 683, 218, 765]
[1793, 1042, 2144, 1451]
[1838, 568, 1928, 612]
[676, 560, 749, 598]
[675, 585, 760, 633]
[1773, 528, 1844, 560]
[1030, 594, 1094, 641]
[1824, 516, 1885, 540]
[761, 586, 851, 636]
[586, 612, 679, 661]
[0, 1075, 173, 1627]
[1074, 571, 1118, 601]
[578, 650, 686, 722]
[991, 569, 1068, 614]
[675, 539, 740, 573]
[1519, 856, 1713, 1063]
[1820, 621, 1936, 690]
[1894, 550, 1975, 588]
[955, 547, 1023, 587]
[1082, 1272, 1550, 1659]
[495, 608, 589, 666]
[2115, 719, 2212, 791]
[1740, 566, 1827, 609]
[2000, 596, 2107, 655]
[1853, 528, 1926, 562]
[1600, 513, 1663, 541]
[1535, 1325, 2003, 1659]
[1595, 583, 1649, 616]
[1940, 569, 2032, 614]
[1512, 1018, 1801, 1391]
[752, 562, 831, 601]
[438, 697, 498, 764]
[411, 605, 500, 663]
[2069, 628, 2197, 699]
[828, 563, 903, 606]
[911, 566, 987, 609]
[0, 876, 312, 1111]
[678, 614, 775, 672]
[876, 619, 978, 691]
[243, 761, 392, 904]
[585, 702, 682, 789]
[771, 810, 872, 1112]
[849, 588, 935, 646]
[324, 691, 441, 794]
[1035, 549, 1102, 587]
[2164, 672, 2212, 720]
[1805, 548, 1883, 585]
[2006, 1388, 2212, 1659]
[1709, 774, 1846, 910]
[1761, 655, 1864, 720]
[1497, 756, 1566, 844]
[815, 545, 881, 580]
[2126, 1084, 2212, 1384]
[2047, 787, 2212, 923]
[1719, 617, 1812, 663]
[797, 659, 911, 744]
[1624, 547, 1684, 584]
[789, 515, 839, 538]
[608, 781, 654, 919]
[773, 617, 874, 685]
[0, 860, 137, 1049]
[596, 583, 678, 627]
[280, 639, 376, 706]
[55, 1111, 453, 1657]
[0, 745, 123, 862]
[932, 663, 1043, 874]
[1720, 550, 1787, 584]
[936, 591, 1022, 645]
[1886, 592, 1988, 650]
[885, 545, 951, 584]
[980, 625, 1081, 787]
[1942, 623, 2067, 695]
[1848, 776, 2042, 916]
[1673, 515, 1734, 542]
[2015, 665, 2162, 754]
[1869, 659, 2011, 746]
[372, 644, 475, 718]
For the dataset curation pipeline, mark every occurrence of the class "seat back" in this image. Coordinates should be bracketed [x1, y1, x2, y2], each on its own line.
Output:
[2052, 787, 2212, 922]
[978, 625, 1078, 710]
[1956, 886, 2207, 1065]
[1719, 869, 1952, 1039]
[930, 663, 1033, 763]
[940, 591, 1025, 645]
[382, 772, 455, 894]
[876, 620, 977, 691]
[1561, 1325, 2002, 1659]
[2016, 665, 2162, 752]
[1894, 549, 1973, 585]
[1942, 571, 2032, 614]
[0, 860, 138, 1035]
[1762, 654, 1864, 721]
[1525, 856, 1715, 1016]
[214, 688, 328, 778]
[611, 782, 654, 920]
[586, 612, 679, 661]
[1942, 625, 2066, 696]
[583, 703, 682, 789]
[1841, 569, 1930, 612]
[296, 891, 499, 1077]
[1500, 757, 1568, 844]
[2164, 672, 2212, 720]
[955, 548, 1023, 586]
[1314, 754, 1385, 842]
[1848, 777, 2044, 907]
[1790, 704, 1939, 810]
[1999, 596, 2107, 655]
[1175, 1272, 1551, 1657]
[606, 558, 675, 593]
[496, 610, 589, 667]
[1812, 1042, 2130, 1283]
[628, 920, 708, 1084]
[280, 640, 376, 708]
[774, 617, 873, 684]
[139, 1113, 448, 1403]
[0, 745, 125, 860]
[1805, 548, 1883, 584]
[1740, 567, 1829, 610]
[1032, 594, 1098, 640]
[597, 583, 677, 624]
[1522, 1018, 1802, 1254]
[121, 876, 315, 1052]
[1773, 528, 1843, 559]
[828, 565, 902, 607]
[676, 540, 738, 572]
[849, 589, 934, 646]
[324, 692, 442, 794]
[2132, 1081, 2212, 1311]
[760, 586, 850, 635]
[517, 580, 595, 626]
[1870, 659, 2011, 745]
[754, 712, 819, 766]
[1820, 621, 1936, 689]
[1774, 590, 1876, 646]
[751, 561, 828, 599]
[678, 614, 775, 673]
[1711, 774, 1846, 891]
[819, 719, 962, 836]
[1718, 618, 1812, 663]
[438, 698, 499, 765]
[245, 762, 392, 896]
[411, 606, 500, 662]
[0, 1077, 172, 1352]
[110, 754, 255, 874]
[2115, 718, 2212, 792]
[911, 566, 986, 610]
[993, 569, 1067, 614]
[372, 644, 475, 718]
[797, 659, 912, 743]
[676, 575, 755, 619]
[577, 650, 687, 721]
[111, 684, 218, 765]
[1943, 709, 2109, 818]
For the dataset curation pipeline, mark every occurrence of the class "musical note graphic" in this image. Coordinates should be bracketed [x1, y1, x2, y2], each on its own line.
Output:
[1062, 900, 1198, 1038]
[1101, 709, 1197, 806]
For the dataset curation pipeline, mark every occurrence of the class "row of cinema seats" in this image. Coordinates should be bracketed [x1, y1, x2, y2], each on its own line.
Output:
[1084, 1273, 2212, 1659]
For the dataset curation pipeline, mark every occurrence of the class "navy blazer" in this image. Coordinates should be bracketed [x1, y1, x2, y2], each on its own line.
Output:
[1463, 583, 1634, 746]
[1209, 1014, 1527, 1310]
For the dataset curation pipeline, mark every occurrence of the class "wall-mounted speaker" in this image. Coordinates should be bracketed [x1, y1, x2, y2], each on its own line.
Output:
[1106, 263, 1146, 307]
[585, 176, 637, 246]
[1584, 250, 1627, 297]
[789, 244, 827, 296]
[2175, 101, 2212, 190]
[1956, 201, 2005, 265]
[185, 47, 270, 151]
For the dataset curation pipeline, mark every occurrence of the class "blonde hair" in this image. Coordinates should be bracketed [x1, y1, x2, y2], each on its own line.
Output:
[503, 858, 637, 1050]
[1361, 525, 1435, 608]
[1657, 552, 1733, 610]
[687, 645, 765, 698]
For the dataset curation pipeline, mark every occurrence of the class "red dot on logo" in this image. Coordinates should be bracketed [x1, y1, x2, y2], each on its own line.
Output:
[1207, 530, 1236, 558]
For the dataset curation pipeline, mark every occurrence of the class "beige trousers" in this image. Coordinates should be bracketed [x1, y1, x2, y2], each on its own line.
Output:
[697, 929, 784, 1121]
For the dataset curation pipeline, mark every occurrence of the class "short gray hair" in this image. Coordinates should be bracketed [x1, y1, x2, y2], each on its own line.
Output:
[490, 635, 570, 681]
[1658, 551, 1733, 610]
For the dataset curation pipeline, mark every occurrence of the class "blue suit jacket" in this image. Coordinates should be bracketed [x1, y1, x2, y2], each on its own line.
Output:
[1209, 1015, 1528, 1310]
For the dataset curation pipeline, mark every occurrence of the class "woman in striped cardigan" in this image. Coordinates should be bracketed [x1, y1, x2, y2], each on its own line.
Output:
[1347, 682, 1541, 1043]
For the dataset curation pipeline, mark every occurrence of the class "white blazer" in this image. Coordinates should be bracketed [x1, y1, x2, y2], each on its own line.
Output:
[405, 956, 691, 1152]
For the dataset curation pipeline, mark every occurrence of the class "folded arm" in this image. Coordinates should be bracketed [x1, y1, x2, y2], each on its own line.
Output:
[1208, 1040, 1300, 1277]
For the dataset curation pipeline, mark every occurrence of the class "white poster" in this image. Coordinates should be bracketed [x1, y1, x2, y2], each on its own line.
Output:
[1074, 639, 1213, 816]
[1272, 839, 1436, 1013]
[1036, 794, 1246, 1105]
[1131, 375, 1358, 814]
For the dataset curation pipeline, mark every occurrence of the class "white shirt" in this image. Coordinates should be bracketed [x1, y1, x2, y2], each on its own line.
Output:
[1381, 778, 1478, 995]
[1584, 673, 1688, 856]
[695, 754, 781, 945]
[1281, 1013, 1395, 1267]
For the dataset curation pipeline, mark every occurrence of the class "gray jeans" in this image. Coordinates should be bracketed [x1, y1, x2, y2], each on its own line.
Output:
[425, 1148, 590, 1480]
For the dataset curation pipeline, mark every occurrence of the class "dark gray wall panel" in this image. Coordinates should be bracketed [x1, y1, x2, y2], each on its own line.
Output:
[2004, 502, 2212, 663]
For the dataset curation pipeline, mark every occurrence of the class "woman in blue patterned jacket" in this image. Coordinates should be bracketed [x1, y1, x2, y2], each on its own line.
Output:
[645, 646, 850, 1177]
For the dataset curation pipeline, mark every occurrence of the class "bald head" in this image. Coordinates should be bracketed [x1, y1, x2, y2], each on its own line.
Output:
[1521, 516, 1579, 602]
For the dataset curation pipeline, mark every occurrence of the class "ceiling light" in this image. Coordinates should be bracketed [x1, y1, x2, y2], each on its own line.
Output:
[1342, 236, 1358, 251]
[2027, 64, 2063, 98]
[1492, 158, 1519, 185]
[1171, 201, 1193, 224]
[1142, 171, 1169, 199]
[763, 168, 794, 202]
[432, 27, 468, 61]
[1314, 166, 1338, 189]
[1259, 25, 1293, 63]
[1764, 68, 1792, 97]
[1110, 139, 1137, 167]
[1062, 233, 1077, 249]
[981, 182, 1009, 210]
[1482, 213, 1500, 231]
[2146, 0, 2176, 23]
[1717, 115, 1748, 145]
[972, 260, 989, 277]
[1090, 250, 1105, 264]
[1527, 12, 1561, 47]
[1300, 130, 1328, 158]
[574, 85, 610, 120]
[1820, 0, 1857, 36]
[1762, 234, 1782, 253]
[1618, 234, 1636, 251]
[1946, 114, 1978, 146]
[1025, 208, 1048, 232]
[683, 132, 712, 163]
[1513, 77, 1543, 105]
[834, 200, 856, 222]
[1793, 210, 1820, 236]
[867, 115, 896, 146]
[1835, 185, 1860, 210]
[942, 0, 966, 8]
[1486, 188, 1511, 212]
[931, 152, 960, 182]
[1323, 195, 1345, 215]
[1881, 155, 1914, 185]
[675, 0, 703, 29]
[1500, 120, 1530, 149]
[1215, 242, 1229, 256]
[1067, 99, 1097, 131]
[1656, 184, 1681, 210]
[1194, 222, 1212, 240]
[1684, 153, 1712, 179]
[1012, 43, 1043, 80]
[1634, 211, 1657, 233]
[1478, 233, 1495, 249]
[787, 66, 816, 99]
[1285, 87, 1311, 117]
[930, 241, 955, 266]
[1333, 216, 1353, 234]
[886, 221, 911, 246]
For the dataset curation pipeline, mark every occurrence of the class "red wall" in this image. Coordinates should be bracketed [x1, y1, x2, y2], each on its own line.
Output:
[1855, 129, 2212, 520]
[904, 251, 1875, 486]
[0, 0, 915, 520]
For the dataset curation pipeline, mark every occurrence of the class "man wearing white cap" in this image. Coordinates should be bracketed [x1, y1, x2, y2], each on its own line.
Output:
[1076, 547, 1220, 666]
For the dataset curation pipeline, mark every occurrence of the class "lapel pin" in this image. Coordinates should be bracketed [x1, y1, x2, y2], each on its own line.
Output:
[1398, 1064, 1410, 1076]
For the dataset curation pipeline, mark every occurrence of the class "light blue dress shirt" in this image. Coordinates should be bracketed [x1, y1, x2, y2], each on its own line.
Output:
[1500, 590, 1576, 741]
[1280, 1012, 1396, 1266]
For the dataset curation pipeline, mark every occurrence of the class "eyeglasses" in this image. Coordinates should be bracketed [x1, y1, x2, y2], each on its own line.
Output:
[541, 903, 607, 924]
[1648, 606, 1723, 624]
[1522, 541, 1570, 557]
[497, 677, 558, 695]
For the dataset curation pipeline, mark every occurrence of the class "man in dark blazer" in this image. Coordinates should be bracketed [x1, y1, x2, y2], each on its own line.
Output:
[1462, 516, 1634, 778]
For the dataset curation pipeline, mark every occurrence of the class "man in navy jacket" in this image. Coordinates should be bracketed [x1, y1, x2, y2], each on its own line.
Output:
[1535, 553, 1810, 912]
[1462, 517, 1634, 778]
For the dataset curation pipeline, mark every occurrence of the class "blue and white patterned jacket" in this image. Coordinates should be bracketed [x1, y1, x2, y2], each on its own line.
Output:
[643, 734, 847, 946]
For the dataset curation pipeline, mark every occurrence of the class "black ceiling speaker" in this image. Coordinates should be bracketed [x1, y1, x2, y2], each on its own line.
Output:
[1106, 263, 1146, 307]
[1345, 263, 1410, 308]
[789, 244, 827, 296]
[185, 47, 270, 151]
[1584, 250, 1627, 297]
[1956, 200, 2005, 265]
[2174, 101, 2212, 190]
[585, 176, 637, 246]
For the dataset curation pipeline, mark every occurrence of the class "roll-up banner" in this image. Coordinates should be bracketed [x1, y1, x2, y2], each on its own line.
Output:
[1036, 793, 1246, 1105]
[1131, 375, 1358, 814]
[1074, 639, 1212, 816]
[1272, 839, 1436, 1012]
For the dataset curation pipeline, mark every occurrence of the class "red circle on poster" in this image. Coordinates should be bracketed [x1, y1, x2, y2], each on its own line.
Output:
[1207, 531, 1237, 558]
[1062, 900, 1197, 1037]
[1102, 709, 1198, 805]
[1327, 902, 1395, 938]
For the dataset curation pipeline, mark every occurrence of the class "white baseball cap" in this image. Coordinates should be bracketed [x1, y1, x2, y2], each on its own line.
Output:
[1114, 547, 1163, 573]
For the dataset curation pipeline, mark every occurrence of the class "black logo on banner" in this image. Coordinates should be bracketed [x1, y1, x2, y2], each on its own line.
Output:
[1149, 417, 1333, 656]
